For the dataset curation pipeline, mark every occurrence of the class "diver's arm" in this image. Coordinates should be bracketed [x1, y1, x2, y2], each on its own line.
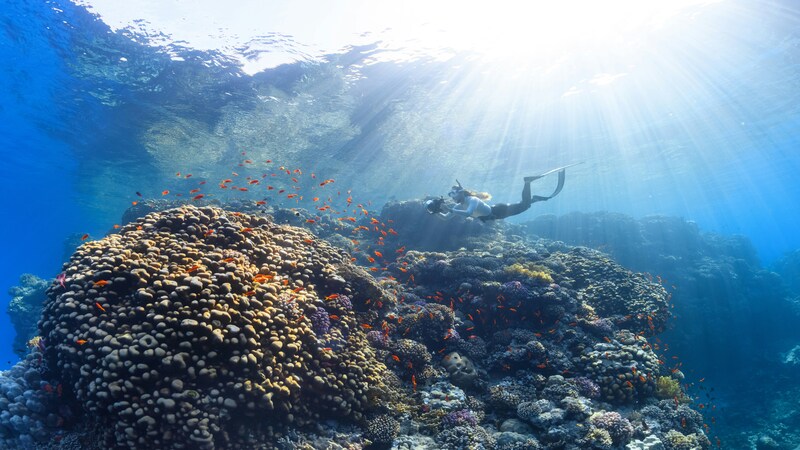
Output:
[435, 203, 456, 219]
[450, 197, 478, 217]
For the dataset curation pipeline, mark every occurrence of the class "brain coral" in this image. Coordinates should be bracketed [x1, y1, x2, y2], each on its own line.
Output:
[38, 206, 388, 449]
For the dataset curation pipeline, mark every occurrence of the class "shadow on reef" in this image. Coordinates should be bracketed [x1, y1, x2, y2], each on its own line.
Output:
[0, 200, 723, 450]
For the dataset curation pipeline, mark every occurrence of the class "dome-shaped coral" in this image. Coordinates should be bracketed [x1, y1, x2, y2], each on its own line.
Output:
[39, 206, 389, 449]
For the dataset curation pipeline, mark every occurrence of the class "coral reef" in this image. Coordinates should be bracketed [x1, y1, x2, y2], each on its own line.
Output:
[38, 206, 392, 448]
[6, 274, 49, 358]
[442, 352, 479, 388]
[654, 376, 683, 400]
[773, 249, 800, 294]
[590, 411, 634, 445]
[0, 347, 78, 449]
[503, 263, 554, 286]
[0, 204, 717, 449]
[363, 414, 399, 446]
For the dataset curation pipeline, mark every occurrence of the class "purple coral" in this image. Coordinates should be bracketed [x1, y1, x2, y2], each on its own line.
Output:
[334, 294, 352, 310]
[587, 318, 614, 336]
[310, 307, 331, 335]
[441, 409, 478, 428]
[574, 377, 601, 399]
[501, 281, 529, 300]
[366, 330, 390, 349]
[590, 411, 633, 444]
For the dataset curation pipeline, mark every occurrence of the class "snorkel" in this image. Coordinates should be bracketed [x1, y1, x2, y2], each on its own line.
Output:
[449, 179, 465, 200]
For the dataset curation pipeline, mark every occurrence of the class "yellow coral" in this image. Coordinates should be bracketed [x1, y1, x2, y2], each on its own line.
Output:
[26, 335, 42, 349]
[504, 262, 554, 285]
[654, 376, 683, 400]
[585, 427, 613, 448]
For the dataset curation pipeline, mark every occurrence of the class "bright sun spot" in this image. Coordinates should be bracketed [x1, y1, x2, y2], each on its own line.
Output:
[393, 0, 720, 60]
[77, 0, 720, 73]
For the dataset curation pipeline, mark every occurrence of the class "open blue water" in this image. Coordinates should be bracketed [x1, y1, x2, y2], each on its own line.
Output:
[2, 0, 800, 447]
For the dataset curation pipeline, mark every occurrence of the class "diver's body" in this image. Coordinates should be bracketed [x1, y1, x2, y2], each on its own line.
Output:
[436, 163, 579, 221]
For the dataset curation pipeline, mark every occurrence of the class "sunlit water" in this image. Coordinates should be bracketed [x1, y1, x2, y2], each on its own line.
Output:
[2, 0, 800, 447]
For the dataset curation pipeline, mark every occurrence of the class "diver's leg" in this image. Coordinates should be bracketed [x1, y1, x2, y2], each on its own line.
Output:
[502, 202, 530, 218]
[522, 180, 532, 205]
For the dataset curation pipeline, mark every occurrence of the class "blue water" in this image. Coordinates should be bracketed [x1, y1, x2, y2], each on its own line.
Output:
[2, 0, 800, 446]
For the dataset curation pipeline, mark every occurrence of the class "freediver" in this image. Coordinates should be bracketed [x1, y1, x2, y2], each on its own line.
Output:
[425, 163, 582, 221]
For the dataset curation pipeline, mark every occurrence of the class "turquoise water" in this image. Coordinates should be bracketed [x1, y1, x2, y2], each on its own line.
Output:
[2, 0, 800, 448]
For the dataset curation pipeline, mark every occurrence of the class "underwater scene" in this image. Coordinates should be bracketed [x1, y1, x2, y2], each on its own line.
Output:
[2, 0, 800, 449]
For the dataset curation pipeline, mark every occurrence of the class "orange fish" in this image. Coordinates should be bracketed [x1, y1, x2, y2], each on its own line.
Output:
[76, 339, 87, 345]
[367, 257, 375, 263]
[249, 179, 259, 185]
[189, 188, 200, 194]
[192, 194, 204, 200]
[241, 227, 254, 233]
[325, 294, 339, 300]
[238, 188, 248, 192]
[162, 190, 169, 196]
[80, 234, 89, 241]
[360, 324, 373, 329]
[329, 314, 340, 320]
[113, 224, 120, 229]
[306, 219, 315, 224]
[374, 251, 383, 258]
[131, 201, 138, 205]
[222, 257, 235, 262]
[204, 229, 215, 236]
[256, 201, 266, 205]
[411, 374, 417, 392]
[93, 280, 110, 287]
[187, 265, 199, 273]
[392, 355, 400, 362]
[253, 274, 274, 283]
[95, 302, 106, 312]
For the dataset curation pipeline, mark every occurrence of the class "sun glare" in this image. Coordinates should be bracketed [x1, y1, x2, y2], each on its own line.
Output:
[77, 0, 720, 72]
[387, 0, 721, 61]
